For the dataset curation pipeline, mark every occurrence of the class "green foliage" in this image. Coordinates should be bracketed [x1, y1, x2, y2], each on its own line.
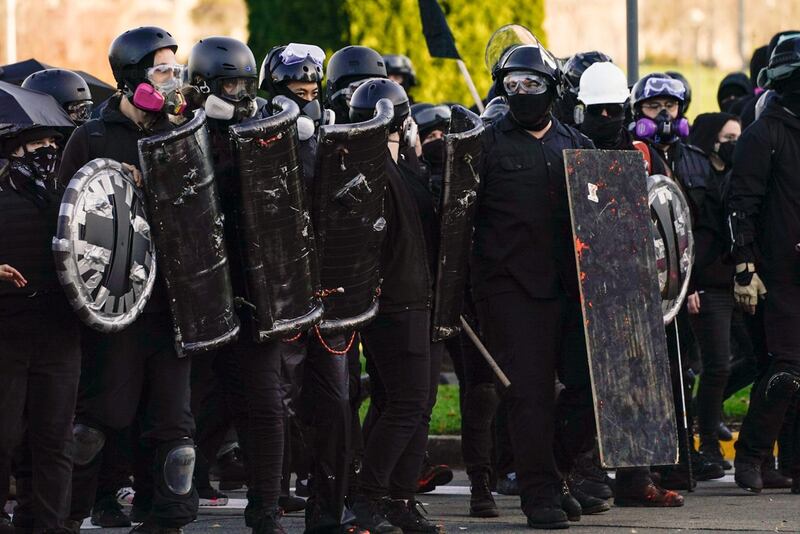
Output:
[245, 0, 349, 61]
[245, 0, 546, 105]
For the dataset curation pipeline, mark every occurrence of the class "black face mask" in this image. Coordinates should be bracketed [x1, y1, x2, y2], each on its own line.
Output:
[716, 140, 736, 168]
[580, 113, 625, 149]
[507, 93, 553, 131]
[24, 145, 59, 184]
[278, 87, 322, 122]
[421, 138, 445, 173]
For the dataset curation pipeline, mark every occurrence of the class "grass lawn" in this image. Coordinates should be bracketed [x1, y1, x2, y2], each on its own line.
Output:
[360, 383, 753, 436]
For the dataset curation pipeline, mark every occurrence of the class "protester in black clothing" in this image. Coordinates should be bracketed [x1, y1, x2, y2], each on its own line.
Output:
[58, 27, 199, 534]
[685, 113, 740, 470]
[555, 50, 612, 126]
[630, 72, 726, 487]
[472, 38, 608, 529]
[739, 33, 799, 127]
[717, 73, 752, 113]
[187, 36, 289, 533]
[22, 69, 94, 126]
[383, 54, 417, 102]
[0, 126, 82, 534]
[325, 45, 388, 124]
[727, 36, 800, 494]
[348, 78, 442, 534]
[575, 61, 685, 508]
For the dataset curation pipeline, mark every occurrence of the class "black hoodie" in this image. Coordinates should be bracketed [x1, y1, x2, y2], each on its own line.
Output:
[727, 97, 800, 285]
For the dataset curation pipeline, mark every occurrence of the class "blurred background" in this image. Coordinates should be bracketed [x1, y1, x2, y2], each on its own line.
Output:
[2, 0, 799, 119]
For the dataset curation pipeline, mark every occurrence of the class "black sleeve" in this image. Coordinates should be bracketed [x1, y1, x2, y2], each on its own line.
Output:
[726, 121, 772, 263]
[57, 124, 91, 186]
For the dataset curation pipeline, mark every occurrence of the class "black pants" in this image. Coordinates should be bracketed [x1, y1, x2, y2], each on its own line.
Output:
[0, 298, 81, 532]
[69, 312, 197, 528]
[448, 315, 499, 480]
[477, 290, 592, 513]
[689, 288, 735, 449]
[359, 310, 441, 499]
[295, 331, 352, 531]
[736, 283, 800, 476]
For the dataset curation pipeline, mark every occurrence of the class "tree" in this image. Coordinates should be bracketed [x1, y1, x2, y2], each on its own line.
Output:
[245, 0, 546, 106]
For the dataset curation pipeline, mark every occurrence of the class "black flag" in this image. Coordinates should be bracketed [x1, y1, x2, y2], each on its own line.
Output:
[418, 0, 461, 60]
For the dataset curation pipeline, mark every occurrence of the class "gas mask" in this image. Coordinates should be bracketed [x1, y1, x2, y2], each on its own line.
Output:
[204, 94, 256, 122]
[634, 109, 689, 145]
[131, 63, 188, 115]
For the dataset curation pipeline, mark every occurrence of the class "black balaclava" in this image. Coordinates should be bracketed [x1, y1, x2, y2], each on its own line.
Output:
[580, 112, 625, 149]
[507, 90, 554, 131]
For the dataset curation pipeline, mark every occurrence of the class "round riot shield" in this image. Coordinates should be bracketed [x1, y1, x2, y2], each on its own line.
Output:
[53, 158, 157, 332]
[484, 24, 546, 72]
[647, 174, 694, 324]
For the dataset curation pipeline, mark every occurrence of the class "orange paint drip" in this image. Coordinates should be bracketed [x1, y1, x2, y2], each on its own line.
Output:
[575, 237, 590, 260]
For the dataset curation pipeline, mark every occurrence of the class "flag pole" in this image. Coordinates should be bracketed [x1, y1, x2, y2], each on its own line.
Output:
[457, 59, 484, 113]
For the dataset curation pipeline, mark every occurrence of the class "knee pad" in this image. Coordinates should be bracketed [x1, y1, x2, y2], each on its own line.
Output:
[159, 439, 196, 496]
[71, 424, 106, 466]
[765, 372, 800, 403]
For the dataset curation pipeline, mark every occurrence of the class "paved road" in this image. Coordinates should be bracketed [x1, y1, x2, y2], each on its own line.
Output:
[79, 471, 800, 533]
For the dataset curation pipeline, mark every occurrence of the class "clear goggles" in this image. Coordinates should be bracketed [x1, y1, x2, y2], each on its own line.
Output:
[641, 77, 685, 100]
[216, 77, 257, 102]
[66, 100, 93, 122]
[280, 43, 325, 67]
[502, 72, 549, 95]
[413, 105, 451, 128]
[145, 63, 186, 92]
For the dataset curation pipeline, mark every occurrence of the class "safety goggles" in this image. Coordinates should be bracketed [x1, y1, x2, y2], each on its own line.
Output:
[216, 77, 257, 102]
[413, 105, 451, 128]
[502, 72, 549, 95]
[280, 43, 325, 67]
[641, 77, 685, 100]
[146, 63, 186, 93]
[66, 100, 93, 123]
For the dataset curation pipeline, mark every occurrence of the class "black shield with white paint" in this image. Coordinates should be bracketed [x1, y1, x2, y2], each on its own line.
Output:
[229, 96, 323, 341]
[431, 105, 483, 342]
[311, 99, 394, 333]
[53, 157, 156, 332]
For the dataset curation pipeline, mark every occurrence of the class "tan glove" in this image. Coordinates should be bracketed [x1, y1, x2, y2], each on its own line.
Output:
[734, 263, 767, 315]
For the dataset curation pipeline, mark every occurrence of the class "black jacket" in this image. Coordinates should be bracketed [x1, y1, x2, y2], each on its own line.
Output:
[0, 165, 65, 313]
[727, 98, 800, 285]
[471, 115, 594, 302]
[377, 157, 432, 314]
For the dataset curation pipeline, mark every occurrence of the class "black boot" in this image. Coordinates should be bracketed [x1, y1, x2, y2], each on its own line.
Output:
[761, 455, 792, 489]
[91, 495, 132, 527]
[278, 494, 307, 513]
[567, 478, 610, 515]
[250, 509, 286, 534]
[469, 472, 499, 518]
[349, 495, 402, 534]
[559, 481, 581, 522]
[525, 505, 569, 530]
[734, 460, 763, 493]
[381, 499, 442, 533]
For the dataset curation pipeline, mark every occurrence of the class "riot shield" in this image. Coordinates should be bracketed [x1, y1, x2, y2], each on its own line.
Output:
[53, 157, 157, 332]
[312, 98, 394, 333]
[431, 105, 483, 342]
[564, 149, 678, 468]
[138, 109, 239, 355]
[648, 174, 694, 324]
[229, 96, 323, 341]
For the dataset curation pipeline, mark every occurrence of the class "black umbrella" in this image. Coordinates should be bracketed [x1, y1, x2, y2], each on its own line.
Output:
[0, 80, 75, 136]
[0, 58, 116, 102]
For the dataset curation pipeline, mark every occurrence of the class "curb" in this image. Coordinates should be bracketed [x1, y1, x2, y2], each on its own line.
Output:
[429, 432, 753, 468]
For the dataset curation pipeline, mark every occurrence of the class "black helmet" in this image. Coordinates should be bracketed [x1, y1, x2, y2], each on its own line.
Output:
[260, 43, 324, 95]
[108, 26, 178, 92]
[492, 44, 559, 90]
[349, 78, 409, 132]
[326, 45, 387, 95]
[666, 71, 692, 113]
[562, 51, 612, 94]
[631, 72, 686, 108]
[759, 35, 800, 91]
[383, 54, 417, 88]
[22, 69, 92, 106]
[411, 102, 450, 139]
[188, 37, 257, 86]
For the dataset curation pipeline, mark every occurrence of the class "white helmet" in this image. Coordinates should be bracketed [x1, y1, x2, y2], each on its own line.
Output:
[577, 62, 630, 106]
